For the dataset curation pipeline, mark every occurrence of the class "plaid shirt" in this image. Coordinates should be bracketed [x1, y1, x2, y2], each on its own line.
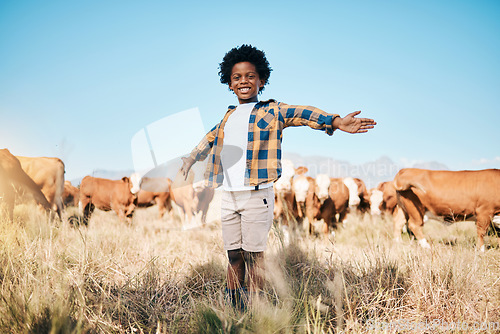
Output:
[189, 99, 339, 188]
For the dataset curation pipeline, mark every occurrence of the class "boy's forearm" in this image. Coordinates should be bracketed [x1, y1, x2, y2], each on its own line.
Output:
[188, 124, 218, 162]
[280, 103, 339, 135]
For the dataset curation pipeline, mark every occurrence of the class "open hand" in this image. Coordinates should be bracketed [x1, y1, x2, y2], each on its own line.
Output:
[335, 111, 376, 133]
[180, 156, 195, 181]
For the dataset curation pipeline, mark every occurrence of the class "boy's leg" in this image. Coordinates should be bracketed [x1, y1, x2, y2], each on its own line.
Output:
[227, 248, 245, 289]
[241, 187, 274, 293]
[226, 248, 248, 310]
[244, 251, 265, 292]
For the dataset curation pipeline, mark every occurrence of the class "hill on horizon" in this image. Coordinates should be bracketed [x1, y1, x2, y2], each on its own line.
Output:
[69, 154, 448, 189]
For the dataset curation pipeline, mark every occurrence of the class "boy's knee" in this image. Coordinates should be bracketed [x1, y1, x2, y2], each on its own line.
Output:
[227, 248, 244, 265]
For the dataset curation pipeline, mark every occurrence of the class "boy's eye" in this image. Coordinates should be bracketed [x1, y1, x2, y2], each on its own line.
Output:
[232, 75, 240, 80]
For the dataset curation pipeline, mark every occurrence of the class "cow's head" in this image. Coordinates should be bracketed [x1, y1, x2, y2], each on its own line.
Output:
[121, 176, 138, 198]
[293, 176, 310, 203]
[193, 179, 205, 193]
[129, 173, 142, 194]
[275, 159, 296, 193]
[343, 177, 361, 207]
[369, 189, 383, 215]
[314, 174, 331, 204]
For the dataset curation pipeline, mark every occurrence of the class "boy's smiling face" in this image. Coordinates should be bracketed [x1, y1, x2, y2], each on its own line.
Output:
[229, 62, 265, 104]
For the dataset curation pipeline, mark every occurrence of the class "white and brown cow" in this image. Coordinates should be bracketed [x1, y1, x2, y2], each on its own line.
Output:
[294, 174, 349, 235]
[274, 159, 299, 227]
[79, 176, 138, 225]
[16, 156, 65, 220]
[343, 177, 361, 209]
[0, 149, 51, 221]
[170, 169, 216, 228]
[370, 181, 406, 240]
[394, 168, 500, 251]
[353, 178, 371, 214]
[343, 177, 370, 216]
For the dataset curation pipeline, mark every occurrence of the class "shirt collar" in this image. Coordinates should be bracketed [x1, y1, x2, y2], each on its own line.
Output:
[227, 99, 276, 110]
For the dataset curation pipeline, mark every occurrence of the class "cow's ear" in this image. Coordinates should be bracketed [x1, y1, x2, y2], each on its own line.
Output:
[122, 177, 130, 182]
[295, 167, 308, 175]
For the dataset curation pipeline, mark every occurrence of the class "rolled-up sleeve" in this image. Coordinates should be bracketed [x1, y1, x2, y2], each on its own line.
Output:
[279, 103, 339, 136]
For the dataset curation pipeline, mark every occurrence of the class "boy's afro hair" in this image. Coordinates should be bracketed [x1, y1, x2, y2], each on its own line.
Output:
[219, 44, 272, 92]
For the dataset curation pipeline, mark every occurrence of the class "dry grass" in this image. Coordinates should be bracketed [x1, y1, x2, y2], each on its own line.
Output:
[1, 196, 500, 333]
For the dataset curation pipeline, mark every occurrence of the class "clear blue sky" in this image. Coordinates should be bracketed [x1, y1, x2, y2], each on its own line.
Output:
[1, 0, 499, 181]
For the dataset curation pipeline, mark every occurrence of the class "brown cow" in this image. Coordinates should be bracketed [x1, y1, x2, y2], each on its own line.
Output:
[353, 178, 371, 214]
[15, 156, 65, 220]
[0, 149, 51, 221]
[170, 169, 198, 228]
[170, 169, 215, 228]
[394, 168, 500, 251]
[370, 181, 398, 216]
[295, 175, 349, 235]
[370, 181, 406, 240]
[193, 180, 215, 224]
[79, 176, 138, 225]
[63, 181, 80, 207]
[136, 176, 173, 219]
[274, 160, 299, 228]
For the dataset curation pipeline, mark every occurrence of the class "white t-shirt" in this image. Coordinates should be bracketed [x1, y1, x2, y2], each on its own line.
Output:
[221, 102, 272, 191]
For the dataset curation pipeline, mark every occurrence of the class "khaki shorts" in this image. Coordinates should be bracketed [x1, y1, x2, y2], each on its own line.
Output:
[221, 187, 275, 252]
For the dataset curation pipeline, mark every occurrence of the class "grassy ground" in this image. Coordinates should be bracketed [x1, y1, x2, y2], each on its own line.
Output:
[1, 196, 500, 333]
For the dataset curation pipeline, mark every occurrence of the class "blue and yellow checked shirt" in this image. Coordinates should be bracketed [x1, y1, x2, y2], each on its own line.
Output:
[189, 99, 340, 188]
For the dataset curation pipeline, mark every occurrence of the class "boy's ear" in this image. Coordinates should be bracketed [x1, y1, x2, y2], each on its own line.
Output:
[259, 79, 265, 89]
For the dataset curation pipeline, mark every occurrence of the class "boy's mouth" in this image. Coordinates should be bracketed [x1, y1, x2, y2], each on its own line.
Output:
[238, 87, 250, 93]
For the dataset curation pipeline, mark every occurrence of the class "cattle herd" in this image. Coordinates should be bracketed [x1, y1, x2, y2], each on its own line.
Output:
[1, 148, 499, 251]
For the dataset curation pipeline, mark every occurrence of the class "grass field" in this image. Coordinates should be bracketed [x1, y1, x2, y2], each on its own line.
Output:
[1, 192, 500, 333]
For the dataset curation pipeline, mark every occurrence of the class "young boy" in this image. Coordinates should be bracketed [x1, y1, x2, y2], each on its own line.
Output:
[181, 44, 376, 309]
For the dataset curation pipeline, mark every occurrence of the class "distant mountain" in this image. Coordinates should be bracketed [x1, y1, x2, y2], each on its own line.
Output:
[282, 153, 448, 189]
[412, 161, 449, 170]
[69, 156, 449, 189]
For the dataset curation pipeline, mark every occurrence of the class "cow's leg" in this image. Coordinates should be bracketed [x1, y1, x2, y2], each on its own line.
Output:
[201, 207, 209, 225]
[323, 212, 335, 235]
[54, 197, 65, 222]
[165, 198, 173, 220]
[156, 198, 165, 219]
[0, 185, 15, 222]
[82, 203, 94, 226]
[296, 201, 304, 219]
[397, 191, 428, 248]
[41, 187, 60, 221]
[392, 207, 406, 241]
[302, 203, 312, 235]
[475, 212, 492, 252]
[283, 199, 293, 229]
[124, 204, 135, 224]
[337, 209, 347, 226]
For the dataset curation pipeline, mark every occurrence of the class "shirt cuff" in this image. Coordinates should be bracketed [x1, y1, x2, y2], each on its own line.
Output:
[325, 114, 340, 136]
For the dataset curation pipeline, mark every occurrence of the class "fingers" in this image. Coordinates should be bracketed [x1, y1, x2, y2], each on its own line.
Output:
[182, 168, 189, 181]
[348, 110, 362, 117]
[358, 117, 376, 124]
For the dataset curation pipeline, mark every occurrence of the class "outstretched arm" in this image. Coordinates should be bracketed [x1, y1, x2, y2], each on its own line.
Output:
[332, 111, 376, 133]
[180, 123, 218, 180]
